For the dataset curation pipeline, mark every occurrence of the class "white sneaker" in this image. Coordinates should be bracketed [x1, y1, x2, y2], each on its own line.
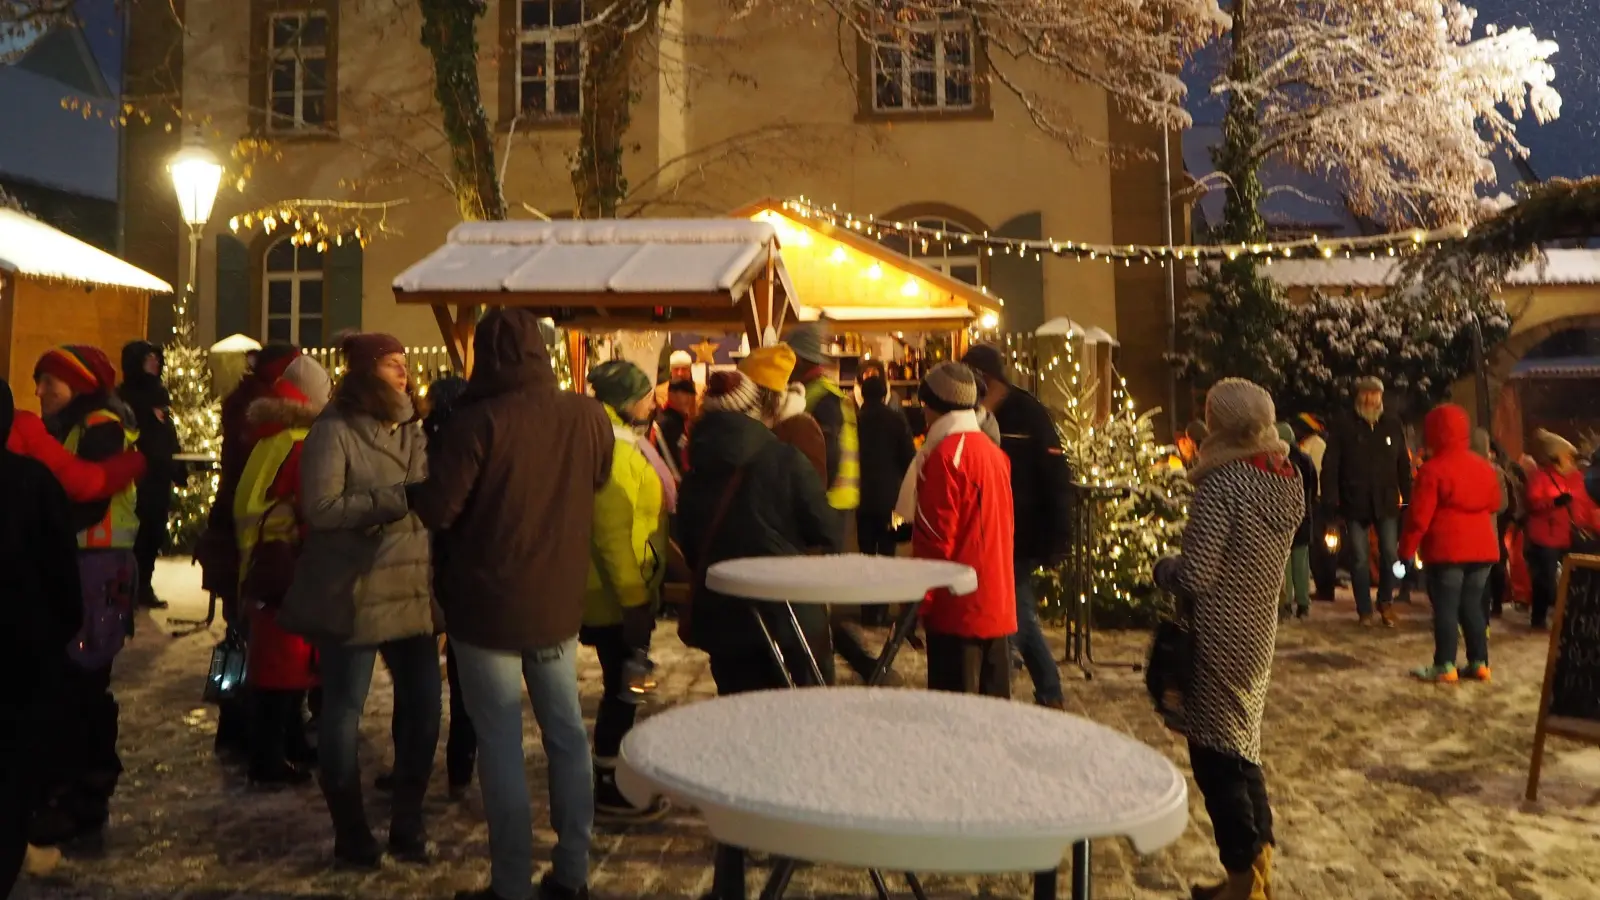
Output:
[23, 843, 62, 876]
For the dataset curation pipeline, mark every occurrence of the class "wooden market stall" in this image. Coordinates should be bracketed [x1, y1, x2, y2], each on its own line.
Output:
[392, 219, 797, 379]
[731, 198, 1005, 388]
[0, 208, 171, 411]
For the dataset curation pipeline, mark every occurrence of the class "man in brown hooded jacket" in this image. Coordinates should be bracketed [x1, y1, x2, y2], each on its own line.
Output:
[411, 308, 613, 900]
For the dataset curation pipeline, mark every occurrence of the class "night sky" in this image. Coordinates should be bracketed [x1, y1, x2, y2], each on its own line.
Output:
[1184, 2, 1600, 181]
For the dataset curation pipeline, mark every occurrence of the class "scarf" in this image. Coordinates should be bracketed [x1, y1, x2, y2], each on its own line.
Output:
[618, 424, 678, 514]
[893, 409, 981, 527]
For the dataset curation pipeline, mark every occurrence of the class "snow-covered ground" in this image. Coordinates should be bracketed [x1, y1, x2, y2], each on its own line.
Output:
[14, 559, 1600, 899]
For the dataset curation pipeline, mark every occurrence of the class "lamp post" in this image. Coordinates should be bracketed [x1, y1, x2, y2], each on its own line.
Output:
[167, 138, 223, 337]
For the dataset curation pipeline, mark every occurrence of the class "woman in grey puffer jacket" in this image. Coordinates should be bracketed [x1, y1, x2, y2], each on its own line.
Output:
[279, 333, 438, 868]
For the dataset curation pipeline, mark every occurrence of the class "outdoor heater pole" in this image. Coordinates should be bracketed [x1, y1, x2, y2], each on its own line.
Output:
[1161, 122, 1179, 439]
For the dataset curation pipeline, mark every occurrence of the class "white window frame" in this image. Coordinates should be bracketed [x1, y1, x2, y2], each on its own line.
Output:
[267, 10, 329, 133]
[870, 13, 977, 114]
[907, 218, 983, 287]
[263, 241, 325, 346]
[517, 0, 586, 119]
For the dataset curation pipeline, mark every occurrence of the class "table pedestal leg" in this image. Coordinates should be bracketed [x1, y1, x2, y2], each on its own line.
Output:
[710, 844, 747, 900]
[905, 872, 929, 900]
[752, 608, 798, 688]
[1034, 869, 1058, 900]
[1071, 840, 1091, 900]
[759, 858, 798, 900]
[868, 602, 922, 686]
[867, 869, 893, 900]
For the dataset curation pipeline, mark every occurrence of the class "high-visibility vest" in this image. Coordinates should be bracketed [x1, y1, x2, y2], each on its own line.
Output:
[64, 410, 140, 549]
[233, 428, 308, 582]
[805, 377, 860, 510]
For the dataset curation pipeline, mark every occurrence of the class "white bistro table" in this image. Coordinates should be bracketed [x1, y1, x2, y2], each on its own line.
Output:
[619, 688, 1188, 900]
[705, 555, 977, 687]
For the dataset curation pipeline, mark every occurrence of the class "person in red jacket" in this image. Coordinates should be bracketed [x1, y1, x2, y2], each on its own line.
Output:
[234, 355, 331, 786]
[1399, 405, 1502, 683]
[1523, 428, 1597, 630]
[898, 362, 1016, 698]
[7, 407, 146, 502]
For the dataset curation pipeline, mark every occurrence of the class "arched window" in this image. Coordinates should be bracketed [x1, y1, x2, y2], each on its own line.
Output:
[876, 208, 986, 288]
[263, 238, 324, 346]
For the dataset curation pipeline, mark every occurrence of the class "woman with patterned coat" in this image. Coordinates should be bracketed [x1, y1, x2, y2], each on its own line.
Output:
[1155, 378, 1303, 900]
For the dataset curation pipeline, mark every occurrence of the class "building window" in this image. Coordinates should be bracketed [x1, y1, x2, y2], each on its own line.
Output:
[267, 10, 330, 131]
[879, 217, 984, 287]
[870, 12, 976, 113]
[264, 239, 324, 346]
[518, 0, 584, 118]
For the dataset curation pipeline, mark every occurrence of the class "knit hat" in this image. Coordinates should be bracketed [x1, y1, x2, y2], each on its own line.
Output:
[588, 360, 653, 410]
[701, 370, 763, 418]
[960, 344, 1008, 384]
[1531, 428, 1576, 466]
[281, 354, 332, 409]
[341, 332, 406, 375]
[918, 362, 981, 413]
[1296, 412, 1324, 435]
[1354, 376, 1384, 393]
[668, 350, 693, 369]
[34, 345, 117, 397]
[256, 343, 301, 385]
[786, 323, 828, 365]
[1191, 378, 1288, 482]
[739, 343, 797, 394]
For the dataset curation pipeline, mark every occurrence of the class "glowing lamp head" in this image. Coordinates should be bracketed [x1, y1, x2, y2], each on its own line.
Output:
[979, 312, 999, 330]
[168, 141, 224, 228]
[865, 263, 882, 280]
[900, 280, 919, 297]
[829, 247, 846, 264]
[1324, 529, 1340, 551]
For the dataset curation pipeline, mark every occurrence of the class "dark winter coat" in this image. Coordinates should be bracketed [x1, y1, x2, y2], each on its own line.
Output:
[117, 341, 181, 491]
[1287, 445, 1318, 547]
[676, 410, 841, 658]
[1321, 408, 1412, 522]
[991, 386, 1075, 562]
[43, 392, 132, 534]
[0, 378, 83, 726]
[411, 308, 614, 653]
[1398, 405, 1503, 566]
[857, 396, 916, 520]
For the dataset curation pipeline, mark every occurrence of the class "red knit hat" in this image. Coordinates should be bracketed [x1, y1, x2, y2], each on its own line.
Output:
[35, 345, 117, 397]
[341, 332, 406, 375]
[255, 344, 302, 385]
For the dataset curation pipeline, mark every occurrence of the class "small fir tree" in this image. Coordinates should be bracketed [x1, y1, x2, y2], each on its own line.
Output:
[165, 304, 221, 554]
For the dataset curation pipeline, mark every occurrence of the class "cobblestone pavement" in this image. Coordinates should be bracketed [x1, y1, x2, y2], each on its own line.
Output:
[15, 561, 1600, 900]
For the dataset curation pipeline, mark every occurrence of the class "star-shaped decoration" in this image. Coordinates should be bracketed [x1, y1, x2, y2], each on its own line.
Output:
[691, 338, 721, 364]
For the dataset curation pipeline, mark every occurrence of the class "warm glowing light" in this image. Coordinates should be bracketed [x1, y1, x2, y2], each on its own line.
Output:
[829, 247, 846, 264]
[866, 263, 882, 280]
[900, 280, 919, 297]
[979, 312, 999, 330]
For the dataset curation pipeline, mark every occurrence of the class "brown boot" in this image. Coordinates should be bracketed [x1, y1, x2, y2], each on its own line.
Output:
[1252, 845, 1273, 900]
[1190, 869, 1258, 900]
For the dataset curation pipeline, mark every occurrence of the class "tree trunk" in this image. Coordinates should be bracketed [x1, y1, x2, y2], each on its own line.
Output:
[419, 0, 506, 222]
[572, 0, 657, 218]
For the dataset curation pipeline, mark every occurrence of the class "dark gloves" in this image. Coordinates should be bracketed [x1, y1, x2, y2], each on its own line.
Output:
[1556, 492, 1574, 508]
[622, 603, 657, 651]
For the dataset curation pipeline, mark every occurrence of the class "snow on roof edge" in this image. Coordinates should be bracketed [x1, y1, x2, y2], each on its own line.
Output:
[0, 208, 171, 293]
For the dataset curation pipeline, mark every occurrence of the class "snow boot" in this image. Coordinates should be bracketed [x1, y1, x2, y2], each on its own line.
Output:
[319, 779, 381, 869]
[1411, 663, 1459, 684]
[1252, 845, 1273, 900]
[1461, 661, 1492, 682]
[594, 757, 669, 825]
[23, 843, 62, 877]
[1190, 868, 1262, 900]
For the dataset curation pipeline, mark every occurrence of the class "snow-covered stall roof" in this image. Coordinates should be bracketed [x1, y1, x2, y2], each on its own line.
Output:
[1257, 248, 1600, 289]
[0, 208, 171, 293]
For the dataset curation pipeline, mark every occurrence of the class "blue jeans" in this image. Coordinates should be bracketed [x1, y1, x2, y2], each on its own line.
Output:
[1525, 542, 1564, 628]
[316, 635, 441, 793]
[1010, 559, 1064, 705]
[1426, 565, 1490, 667]
[453, 638, 592, 898]
[1346, 518, 1400, 617]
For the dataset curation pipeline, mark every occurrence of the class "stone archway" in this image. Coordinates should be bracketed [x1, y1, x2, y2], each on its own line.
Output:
[1486, 313, 1600, 459]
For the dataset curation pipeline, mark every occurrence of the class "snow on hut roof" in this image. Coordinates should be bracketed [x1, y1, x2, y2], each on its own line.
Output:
[0, 208, 171, 292]
[392, 219, 784, 296]
[1258, 248, 1600, 289]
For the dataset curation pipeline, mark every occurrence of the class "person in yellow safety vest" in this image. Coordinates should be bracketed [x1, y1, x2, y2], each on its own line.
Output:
[786, 324, 880, 681]
[583, 360, 673, 825]
[30, 344, 139, 848]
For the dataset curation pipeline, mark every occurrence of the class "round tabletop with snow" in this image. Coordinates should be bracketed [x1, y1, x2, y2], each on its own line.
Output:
[706, 554, 977, 606]
[618, 688, 1188, 874]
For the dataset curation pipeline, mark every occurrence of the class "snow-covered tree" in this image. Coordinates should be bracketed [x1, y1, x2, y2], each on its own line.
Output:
[1219, 0, 1561, 229]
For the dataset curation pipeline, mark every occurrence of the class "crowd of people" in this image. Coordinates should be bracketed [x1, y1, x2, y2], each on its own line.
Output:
[6, 311, 1597, 900]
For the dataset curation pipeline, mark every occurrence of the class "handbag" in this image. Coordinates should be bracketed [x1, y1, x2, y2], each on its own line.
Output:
[204, 627, 248, 703]
[678, 468, 747, 649]
[240, 501, 301, 609]
[1144, 605, 1194, 734]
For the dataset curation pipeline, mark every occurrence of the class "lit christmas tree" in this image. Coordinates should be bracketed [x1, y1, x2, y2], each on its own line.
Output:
[165, 300, 220, 554]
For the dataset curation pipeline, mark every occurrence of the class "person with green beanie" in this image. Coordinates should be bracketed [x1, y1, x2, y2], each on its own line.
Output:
[583, 361, 670, 824]
[1278, 422, 1318, 619]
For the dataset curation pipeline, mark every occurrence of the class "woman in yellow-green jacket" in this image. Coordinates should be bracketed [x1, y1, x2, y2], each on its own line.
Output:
[582, 361, 671, 824]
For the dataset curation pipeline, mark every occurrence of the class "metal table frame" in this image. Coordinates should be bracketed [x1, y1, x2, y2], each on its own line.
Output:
[1059, 483, 1143, 681]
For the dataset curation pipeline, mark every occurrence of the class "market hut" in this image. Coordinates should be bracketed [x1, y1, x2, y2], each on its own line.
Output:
[0, 208, 171, 410]
[731, 199, 1005, 386]
[392, 219, 797, 378]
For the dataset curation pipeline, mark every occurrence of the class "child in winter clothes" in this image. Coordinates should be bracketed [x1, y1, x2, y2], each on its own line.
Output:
[899, 362, 1016, 698]
[1399, 406, 1502, 683]
[1524, 428, 1596, 629]
[234, 355, 332, 786]
[583, 361, 671, 824]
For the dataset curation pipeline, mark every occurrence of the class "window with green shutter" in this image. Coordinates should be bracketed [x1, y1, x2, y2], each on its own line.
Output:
[215, 232, 251, 340]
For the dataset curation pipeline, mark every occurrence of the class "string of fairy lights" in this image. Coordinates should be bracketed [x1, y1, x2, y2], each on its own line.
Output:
[780, 197, 1474, 266]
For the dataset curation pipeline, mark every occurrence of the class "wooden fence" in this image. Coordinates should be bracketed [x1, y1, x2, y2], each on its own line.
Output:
[302, 345, 457, 393]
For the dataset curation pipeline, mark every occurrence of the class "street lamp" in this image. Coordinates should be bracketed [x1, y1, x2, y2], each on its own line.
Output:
[167, 138, 223, 335]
